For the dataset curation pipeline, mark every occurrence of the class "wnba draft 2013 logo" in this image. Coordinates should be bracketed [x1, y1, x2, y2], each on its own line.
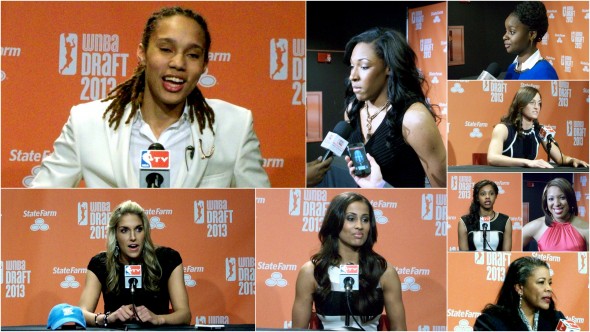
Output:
[59, 33, 78, 75]
[270, 38, 305, 105]
[225, 257, 255, 295]
[77, 201, 111, 240]
[288, 189, 301, 216]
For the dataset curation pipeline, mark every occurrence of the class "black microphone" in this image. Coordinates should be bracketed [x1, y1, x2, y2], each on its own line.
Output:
[140, 143, 170, 188]
[482, 222, 489, 251]
[477, 62, 502, 80]
[344, 276, 354, 327]
[321, 121, 353, 162]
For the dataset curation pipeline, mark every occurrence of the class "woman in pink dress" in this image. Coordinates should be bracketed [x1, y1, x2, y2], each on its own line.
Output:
[522, 178, 588, 251]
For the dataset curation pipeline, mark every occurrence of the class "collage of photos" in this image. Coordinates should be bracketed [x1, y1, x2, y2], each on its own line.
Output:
[0, 1, 588, 331]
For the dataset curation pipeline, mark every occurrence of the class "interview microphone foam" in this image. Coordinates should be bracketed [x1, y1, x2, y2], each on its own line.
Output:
[321, 121, 353, 162]
[140, 143, 170, 188]
[477, 62, 502, 80]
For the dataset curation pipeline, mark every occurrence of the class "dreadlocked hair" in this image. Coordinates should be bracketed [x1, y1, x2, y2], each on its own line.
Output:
[102, 6, 215, 134]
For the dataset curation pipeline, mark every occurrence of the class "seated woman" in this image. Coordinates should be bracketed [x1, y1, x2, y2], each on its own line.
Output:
[522, 178, 588, 251]
[79, 200, 191, 327]
[487, 86, 588, 168]
[291, 192, 406, 330]
[474, 256, 565, 330]
[503, 1, 558, 80]
[458, 179, 512, 251]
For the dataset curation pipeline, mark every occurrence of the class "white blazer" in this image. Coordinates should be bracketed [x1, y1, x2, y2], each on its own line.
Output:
[31, 99, 270, 188]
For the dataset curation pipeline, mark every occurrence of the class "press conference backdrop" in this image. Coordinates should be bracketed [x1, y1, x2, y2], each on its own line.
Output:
[0, 1, 305, 188]
[1, 189, 255, 326]
[255, 189, 447, 330]
[448, 80, 588, 166]
[408, 2, 448, 147]
[447, 173, 523, 252]
[448, 252, 589, 331]
[539, 1, 589, 80]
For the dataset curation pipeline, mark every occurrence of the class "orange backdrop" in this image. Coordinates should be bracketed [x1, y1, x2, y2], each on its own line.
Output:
[255, 189, 447, 330]
[539, 2, 589, 80]
[1, 189, 255, 326]
[448, 80, 588, 166]
[448, 252, 589, 331]
[448, 173, 523, 251]
[0, 1, 305, 188]
[408, 2, 448, 147]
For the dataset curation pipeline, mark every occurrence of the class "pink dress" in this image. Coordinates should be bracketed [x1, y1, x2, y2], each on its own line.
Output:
[537, 221, 587, 251]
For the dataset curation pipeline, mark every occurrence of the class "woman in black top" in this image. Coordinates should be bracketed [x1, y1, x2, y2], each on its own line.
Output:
[458, 179, 512, 251]
[475, 256, 565, 331]
[79, 200, 191, 327]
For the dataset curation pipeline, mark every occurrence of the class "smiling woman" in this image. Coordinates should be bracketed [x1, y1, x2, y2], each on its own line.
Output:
[30, 6, 270, 188]
[78, 200, 191, 327]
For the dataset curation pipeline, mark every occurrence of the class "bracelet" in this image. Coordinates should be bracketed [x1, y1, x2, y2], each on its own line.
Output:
[103, 312, 110, 327]
[94, 313, 103, 326]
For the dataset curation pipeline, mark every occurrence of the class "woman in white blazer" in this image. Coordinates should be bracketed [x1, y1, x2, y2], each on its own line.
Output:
[31, 6, 269, 188]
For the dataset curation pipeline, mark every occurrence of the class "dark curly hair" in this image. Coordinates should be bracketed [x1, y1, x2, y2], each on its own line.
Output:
[102, 7, 215, 134]
[512, 1, 549, 43]
[311, 192, 387, 324]
[343, 27, 439, 149]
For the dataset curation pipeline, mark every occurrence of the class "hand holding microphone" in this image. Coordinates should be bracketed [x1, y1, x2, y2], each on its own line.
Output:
[477, 62, 502, 80]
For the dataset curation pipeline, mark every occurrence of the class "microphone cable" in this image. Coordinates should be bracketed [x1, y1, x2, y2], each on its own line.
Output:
[345, 289, 365, 331]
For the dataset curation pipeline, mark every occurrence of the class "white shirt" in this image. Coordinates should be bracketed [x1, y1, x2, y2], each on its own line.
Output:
[512, 49, 543, 71]
[129, 105, 193, 187]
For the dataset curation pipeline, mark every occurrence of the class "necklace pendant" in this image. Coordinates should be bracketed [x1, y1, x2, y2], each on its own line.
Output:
[366, 133, 372, 141]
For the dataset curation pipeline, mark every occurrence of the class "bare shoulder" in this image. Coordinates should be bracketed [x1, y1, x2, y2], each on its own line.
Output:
[402, 102, 434, 128]
[571, 216, 589, 231]
[524, 217, 545, 237]
[380, 264, 401, 286]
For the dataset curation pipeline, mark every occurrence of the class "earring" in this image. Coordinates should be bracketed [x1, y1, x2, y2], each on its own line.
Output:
[518, 292, 523, 308]
[114, 244, 120, 257]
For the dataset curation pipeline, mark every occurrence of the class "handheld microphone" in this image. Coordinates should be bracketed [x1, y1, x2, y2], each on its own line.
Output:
[139, 143, 170, 188]
[124, 265, 143, 294]
[556, 319, 581, 331]
[477, 62, 502, 80]
[320, 121, 353, 162]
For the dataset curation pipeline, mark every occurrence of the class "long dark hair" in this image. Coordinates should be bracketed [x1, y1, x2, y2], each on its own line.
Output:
[311, 192, 387, 323]
[102, 7, 215, 134]
[500, 86, 541, 137]
[541, 178, 578, 226]
[343, 27, 438, 148]
[482, 257, 556, 323]
[463, 180, 499, 227]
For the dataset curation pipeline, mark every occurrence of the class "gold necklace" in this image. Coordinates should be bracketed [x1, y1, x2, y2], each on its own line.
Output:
[365, 102, 390, 141]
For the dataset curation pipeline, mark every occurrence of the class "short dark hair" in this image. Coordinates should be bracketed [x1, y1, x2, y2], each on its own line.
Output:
[512, 1, 549, 42]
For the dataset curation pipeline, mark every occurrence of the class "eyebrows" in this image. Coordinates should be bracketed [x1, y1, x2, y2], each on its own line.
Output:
[155, 37, 204, 51]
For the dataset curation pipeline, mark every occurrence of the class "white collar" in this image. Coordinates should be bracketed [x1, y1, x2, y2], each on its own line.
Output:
[133, 102, 190, 125]
[512, 49, 543, 71]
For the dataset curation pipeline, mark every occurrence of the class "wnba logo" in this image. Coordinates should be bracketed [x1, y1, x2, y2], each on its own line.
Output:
[78, 202, 88, 226]
[270, 38, 288, 80]
[579, 252, 588, 274]
[59, 33, 78, 75]
[194, 200, 205, 224]
[289, 189, 301, 216]
[421, 194, 433, 220]
[225, 257, 236, 282]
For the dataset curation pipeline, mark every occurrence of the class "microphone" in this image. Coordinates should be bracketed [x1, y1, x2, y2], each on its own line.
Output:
[139, 143, 170, 188]
[556, 319, 581, 331]
[124, 265, 143, 294]
[539, 125, 558, 144]
[480, 216, 491, 251]
[339, 264, 359, 328]
[477, 62, 502, 80]
[320, 121, 353, 162]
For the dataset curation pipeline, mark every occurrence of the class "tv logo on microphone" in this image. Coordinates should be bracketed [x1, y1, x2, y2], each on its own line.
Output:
[141, 150, 170, 169]
[125, 265, 142, 277]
